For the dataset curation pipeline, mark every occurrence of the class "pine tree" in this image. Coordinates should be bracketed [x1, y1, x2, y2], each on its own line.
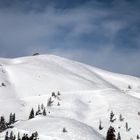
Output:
[62, 128, 67, 133]
[13, 135, 16, 140]
[110, 111, 116, 123]
[22, 134, 26, 140]
[0, 116, 7, 132]
[99, 120, 103, 130]
[34, 131, 38, 140]
[29, 132, 38, 140]
[125, 122, 131, 132]
[17, 132, 21, 140]
[47, 97, 53, 106]
[13, 113, 16, 123]
[10, 131, 14, 140]
[36, 105, 41, 116]
[43, 108, 47, 116]
[52, 92, 56, 97]
[41, 104, 44, 110]
[4, 131, 9, 140]
[128, 85, 132, 89]
[57, 102, 60, 106]
[106, 126, 116, 140]
[117, 132, 121, 140]
[29, 108, 35, 119]
[30, 134, 34, 140]
[1, 82, 6, 86]
[57, 91, 61, 96]
[137, 134, 140, 139]
[38, 105, 41, 112]
[25, 134, 29, 140]
[119, 114, 124, 122]
[125, 122, 128, 131]
[9, 113, 16, 124]
[9, 113, 13, 124]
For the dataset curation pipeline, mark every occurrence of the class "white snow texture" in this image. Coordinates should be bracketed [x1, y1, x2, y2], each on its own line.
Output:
[0, 54, 140, 140]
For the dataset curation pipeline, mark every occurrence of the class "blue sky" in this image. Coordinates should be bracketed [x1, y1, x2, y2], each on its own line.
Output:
[0, 0, 140, 77]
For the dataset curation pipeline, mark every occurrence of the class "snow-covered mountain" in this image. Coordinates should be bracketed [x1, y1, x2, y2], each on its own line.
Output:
[0, 54, 140, 140]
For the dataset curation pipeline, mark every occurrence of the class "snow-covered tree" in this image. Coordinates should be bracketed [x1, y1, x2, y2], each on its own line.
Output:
[106, 126, 116, 140]
[4, 131, 8, 140]
[62, 128, 67, 133]
[137, 134, 140, 139]
[57, 91, 61, 96]
[128, 85, 132, 89]
[110, 111, 116, 123]
[57, 102, 60, 106]
[125, 122, 131, 132]
[52, 92, 56, 98]
[0, 116, 7, 132]
[17, 132, 21, 140]
[9, 131, 14, 140]
[43, 108, 47, 116]
[119, 114, 124, 122]
[41, 103, 44, 110]
[99, 120, 103, 130]
[9, 113, 16, 124]
[38, 105, 41, 112]
[47, 97, 53, 106]
[29, 108, 35, 119]
[117, 132, 121, 140]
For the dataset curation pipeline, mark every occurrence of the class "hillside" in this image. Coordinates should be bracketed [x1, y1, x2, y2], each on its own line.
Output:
[0, 54, 140, 140]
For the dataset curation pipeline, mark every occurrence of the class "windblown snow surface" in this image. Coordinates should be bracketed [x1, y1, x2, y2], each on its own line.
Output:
[0, 54, 140, 140]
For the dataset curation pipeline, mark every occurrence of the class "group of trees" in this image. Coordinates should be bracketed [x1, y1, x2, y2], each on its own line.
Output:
[29, 91, 61, 120]
[106, 125, 135, 140]
[1, 91, 62, 139]
[0, 111, 39, 140]
[101, 112, 121, 140]
[105, 111, 138, 140]
[4, 131, 38, 140]
[98, 111, 132, 140]
[0, 113, 16, 132]
[47, 91, 61, 107]
[28, 105, 47, 120]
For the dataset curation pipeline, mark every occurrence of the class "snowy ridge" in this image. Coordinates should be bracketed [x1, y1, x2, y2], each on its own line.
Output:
[0, 54, 140, 140]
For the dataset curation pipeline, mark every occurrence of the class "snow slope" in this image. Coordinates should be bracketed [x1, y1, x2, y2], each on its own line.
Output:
[0, 54, 140, 140]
